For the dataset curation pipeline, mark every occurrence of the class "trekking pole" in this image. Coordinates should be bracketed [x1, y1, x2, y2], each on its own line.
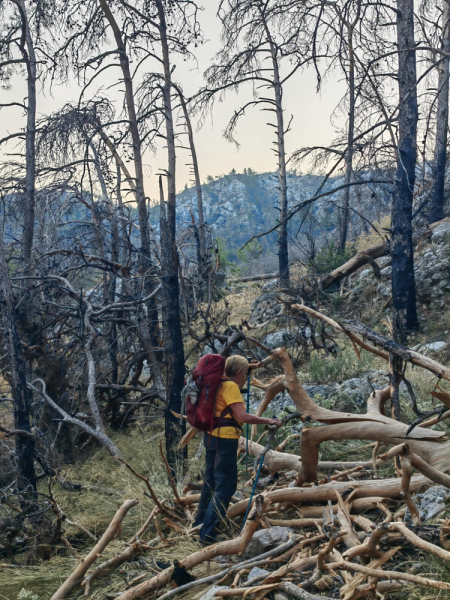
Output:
[245, 359, 251, 471]
[240, 412, 303, 531]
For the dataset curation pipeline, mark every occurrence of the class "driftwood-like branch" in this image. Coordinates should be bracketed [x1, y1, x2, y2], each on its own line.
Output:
[116, 496, 265, 600]
[227, 474, 429, 518]
[319, 241, 389, 291]
[51, 499, 138, 600]
[249, 347, 450, 487]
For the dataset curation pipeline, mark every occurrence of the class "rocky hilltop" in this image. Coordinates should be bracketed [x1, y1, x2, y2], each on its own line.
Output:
[171, 170, 390, 257]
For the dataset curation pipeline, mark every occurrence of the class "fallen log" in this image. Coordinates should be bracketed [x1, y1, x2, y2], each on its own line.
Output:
[227, 272, 278, 284]
[327, 559, 450, 590]
[51, 498, 138, 600]
[319, 241, 389, 291]
[226, 475, 429, 519]
[249, 347, 450, 485]
[116, 496, 265, 600]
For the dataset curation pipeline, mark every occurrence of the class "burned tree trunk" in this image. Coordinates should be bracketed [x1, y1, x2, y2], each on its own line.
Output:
[173, 83, 208, 276]
[156, 0, 186, 471]
[337, 3, 360, 252]
[13, 0, 37, 275]
[391, 0, 419, 336]
[429, 0, 450, 224]
[0, 236, 36, 491]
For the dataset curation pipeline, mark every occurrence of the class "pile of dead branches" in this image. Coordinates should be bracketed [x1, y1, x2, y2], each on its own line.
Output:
[47, 313, 450, 599]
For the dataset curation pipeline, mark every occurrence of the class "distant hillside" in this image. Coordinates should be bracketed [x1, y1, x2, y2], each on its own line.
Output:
[172, 170, 390, 261]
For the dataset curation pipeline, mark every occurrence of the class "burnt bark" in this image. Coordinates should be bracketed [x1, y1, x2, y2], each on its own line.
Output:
[14, 0, 37, 275]
[260, 11, 290, 286]
[155, 0, 186, 472]
[391, 0, 419, 336]
[337, 3, 360, 252]
[0, 236, 36, 491]
[173, 83, 208, 276]
[429, 0, 450, 224]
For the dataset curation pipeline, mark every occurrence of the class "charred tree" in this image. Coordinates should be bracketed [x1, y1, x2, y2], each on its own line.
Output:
[429, 0, 450, 224]
[391, 0, 419, 336]
[0, 236, 36, 491]
[172, 83, 208, 278]
[155, 0, 187, 470]
[13, 0, 37, 275]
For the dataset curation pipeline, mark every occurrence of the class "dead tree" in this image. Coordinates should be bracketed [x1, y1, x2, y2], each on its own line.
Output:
[172, 83, 208, 277]
[429, 0, 450, 224]
[0, 235, 36, 491]
[335, 0, 362, 253]
[392, 0, 419, 336]
[200, 0, 316, 286]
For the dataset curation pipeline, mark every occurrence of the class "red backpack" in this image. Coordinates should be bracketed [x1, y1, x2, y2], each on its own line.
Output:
[182, 354, 242, 434]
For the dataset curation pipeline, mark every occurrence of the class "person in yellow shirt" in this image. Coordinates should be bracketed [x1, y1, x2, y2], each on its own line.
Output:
[194, 355, 281, 545]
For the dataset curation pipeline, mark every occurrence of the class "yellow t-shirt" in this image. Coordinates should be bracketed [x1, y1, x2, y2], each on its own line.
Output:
[210, 379, 244, 439]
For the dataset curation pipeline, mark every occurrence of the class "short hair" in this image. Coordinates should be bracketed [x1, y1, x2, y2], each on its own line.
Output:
[224, 355, 248, 377]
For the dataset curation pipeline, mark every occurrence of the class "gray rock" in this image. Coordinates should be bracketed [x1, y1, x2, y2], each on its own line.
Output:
[263, 330, 297, 350]
[304, 384, 336, 400]
[358, 268, 371, 280]
[246, 526, 294, 557]
[432, 221, 450, 244]
[261, 280, 278, 292]
[414, 341, 449, 354]
[416, 485, 449, 521]
[247, 567, 269, 585]
[200, 587, 230, 600]
[250, 293, 283, 324]
[380, 266, 392, 276]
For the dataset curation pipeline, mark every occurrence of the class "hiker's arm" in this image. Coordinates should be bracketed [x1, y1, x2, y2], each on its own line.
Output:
[229, 402, 281, 427]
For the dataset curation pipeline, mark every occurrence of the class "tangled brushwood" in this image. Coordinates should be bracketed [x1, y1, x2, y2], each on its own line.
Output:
[3, 317, 450, 599]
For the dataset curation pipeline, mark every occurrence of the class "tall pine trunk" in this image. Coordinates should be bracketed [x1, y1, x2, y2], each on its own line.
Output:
[260, 11, 289, 286]
[391, 0, 419, 338]
[155, 1, 186, 471]
[14, 0, 36, 275]
[338, 14, 358, 253]
[173, 84, 208, 276]
[429, 0, 450, 224]
[0, 236, 36, 491]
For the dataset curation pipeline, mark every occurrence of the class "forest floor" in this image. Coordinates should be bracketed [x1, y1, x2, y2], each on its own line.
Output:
[4, 260, 450, 600]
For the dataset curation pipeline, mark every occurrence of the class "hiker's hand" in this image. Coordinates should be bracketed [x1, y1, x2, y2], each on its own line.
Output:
[267, 418, 282, 428]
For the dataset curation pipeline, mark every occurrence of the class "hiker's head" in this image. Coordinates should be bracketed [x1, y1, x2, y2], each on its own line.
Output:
[224, 355, 248, 388]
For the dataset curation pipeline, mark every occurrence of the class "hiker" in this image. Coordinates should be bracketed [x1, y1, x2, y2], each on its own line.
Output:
[193, 355, 281, 545]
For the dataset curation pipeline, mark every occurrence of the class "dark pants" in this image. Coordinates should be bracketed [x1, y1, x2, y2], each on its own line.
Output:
[194, 434, 238, 543]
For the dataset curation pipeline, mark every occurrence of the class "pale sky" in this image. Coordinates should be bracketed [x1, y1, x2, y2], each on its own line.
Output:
[1, 1, 344, 200]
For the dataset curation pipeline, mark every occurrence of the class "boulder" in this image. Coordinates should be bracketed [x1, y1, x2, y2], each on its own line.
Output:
[415, 485, 449, 522]
[250, 293, 283, 324]
[263, 330, 297, 350]
[425, 341, 447, 353]
[246, 526, 294, 558]
[432, 221, 450, 244]
[261, 280, 278, 292]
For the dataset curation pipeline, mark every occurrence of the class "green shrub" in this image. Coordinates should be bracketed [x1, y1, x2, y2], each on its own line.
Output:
[310, 241, 356, 275]
[303, 346, 374, 384]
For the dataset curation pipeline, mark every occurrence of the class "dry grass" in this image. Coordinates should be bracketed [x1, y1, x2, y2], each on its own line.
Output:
[354, 215, 391, 251]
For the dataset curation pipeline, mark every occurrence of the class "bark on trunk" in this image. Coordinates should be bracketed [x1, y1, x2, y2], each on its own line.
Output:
[0, 236, 36, 491]
[429, 0, 450, 224]
[173, 83, 208, 274]
[338, 9, 359, 252]
[98, 0, 150, 258]
[155, 0, 186, 472]
[15, 0, 36, 275]
[392, 0, 419, 336]
[259, 8, 289, 286]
